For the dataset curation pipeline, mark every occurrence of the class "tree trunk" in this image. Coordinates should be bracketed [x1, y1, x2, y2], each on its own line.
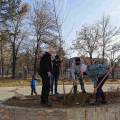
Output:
[111, 62, 116, 80]
[12, 56, 17, 79]
[102, 47, 105, 63]
[33, 40, 39, 75]
[111, 69, 115, 80]
[89, 53, 93, 63]
[12, 44, 17, 79]
[0, 39, 4, 78]
[1, 57, 4, 77]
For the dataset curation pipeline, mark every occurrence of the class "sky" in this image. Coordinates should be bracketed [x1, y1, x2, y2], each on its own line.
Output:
[24, 0, 120, 57]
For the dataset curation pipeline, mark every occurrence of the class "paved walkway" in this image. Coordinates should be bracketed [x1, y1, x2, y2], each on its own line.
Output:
[0, 83, 120, 101]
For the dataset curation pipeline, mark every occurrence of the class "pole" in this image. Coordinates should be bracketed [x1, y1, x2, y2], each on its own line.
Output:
[52, 0, 62, 51]
[52, 0, 66, 102]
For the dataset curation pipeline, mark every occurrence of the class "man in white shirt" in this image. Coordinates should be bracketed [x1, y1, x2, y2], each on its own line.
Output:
[71, 57, 86, 94]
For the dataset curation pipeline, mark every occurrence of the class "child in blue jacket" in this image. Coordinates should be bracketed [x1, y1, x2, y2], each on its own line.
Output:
[31, 75, 37, 95]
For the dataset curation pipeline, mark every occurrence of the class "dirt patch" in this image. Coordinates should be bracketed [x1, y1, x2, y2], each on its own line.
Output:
[4, 92, 120, 108]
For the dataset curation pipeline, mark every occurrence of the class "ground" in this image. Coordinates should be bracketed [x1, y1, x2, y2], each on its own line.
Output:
[0, 82, 120, 107]
[0, 83, 120, 120]
[3, 91, 120, 108]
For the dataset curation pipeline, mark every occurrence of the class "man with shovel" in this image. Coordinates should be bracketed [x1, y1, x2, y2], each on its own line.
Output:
[71, 57, 87, 94]
[38, 46, 55, 106]
[85, 59, 112, 105]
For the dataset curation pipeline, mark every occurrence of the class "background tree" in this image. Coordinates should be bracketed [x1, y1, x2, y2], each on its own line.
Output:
[73, 25, 100, 61]
[52, 0, 64, 56]
[0, 1, 10, 77]
[106, 43, 120, 79]
[98, 16, 120, 63]
[30, 0, 59, 75]
[0, 32, 8, 77]
[0, 0, 29, 78]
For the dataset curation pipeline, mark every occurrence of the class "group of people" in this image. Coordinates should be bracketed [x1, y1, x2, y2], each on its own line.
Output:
[31, 46, 112, 106]
[71, 57, 111, 105]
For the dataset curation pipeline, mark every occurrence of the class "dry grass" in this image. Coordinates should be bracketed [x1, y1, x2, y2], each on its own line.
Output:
[0, 78, 119, 87]
[0, 79, 41, 87]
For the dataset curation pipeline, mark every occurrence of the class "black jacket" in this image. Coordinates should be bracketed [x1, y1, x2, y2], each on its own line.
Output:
[53, 58, 61, 74]
[39, 52, 52, 75]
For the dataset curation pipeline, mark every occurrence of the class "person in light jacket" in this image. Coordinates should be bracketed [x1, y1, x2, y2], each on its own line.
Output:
[71, 57, 86, 94]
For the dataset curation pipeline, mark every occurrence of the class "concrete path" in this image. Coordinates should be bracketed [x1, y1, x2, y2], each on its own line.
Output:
[0, 84, 120, 101]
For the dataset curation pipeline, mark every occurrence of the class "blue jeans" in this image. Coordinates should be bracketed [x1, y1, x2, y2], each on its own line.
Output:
[73, 74, 86, 94]
[31, 85, 37, 95]
[96, 73, 108, 102]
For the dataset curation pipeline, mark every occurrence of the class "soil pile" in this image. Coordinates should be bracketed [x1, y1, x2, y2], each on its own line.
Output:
[4, 92, 120, 108]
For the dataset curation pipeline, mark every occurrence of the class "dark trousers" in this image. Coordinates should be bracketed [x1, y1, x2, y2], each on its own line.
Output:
[73, 74, 86, 94]
[31, 86, 37, 95]
[96, 73, 108, 102]
[40, 73, 50, 104]
[50, 73, 59, 93]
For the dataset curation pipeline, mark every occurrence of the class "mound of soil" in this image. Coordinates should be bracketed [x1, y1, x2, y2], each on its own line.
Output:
[4, 92, 120, 108]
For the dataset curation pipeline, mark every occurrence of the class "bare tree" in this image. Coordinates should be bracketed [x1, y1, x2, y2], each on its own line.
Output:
[0, 32, 7, 77]
[106, 43, 120, 79]
[98, 16, 120, 63]
[52, 0, 63, 54]
[30, 0, 59, 75]
[73, 25, 100, 61]
[0, 0, 29, 78]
